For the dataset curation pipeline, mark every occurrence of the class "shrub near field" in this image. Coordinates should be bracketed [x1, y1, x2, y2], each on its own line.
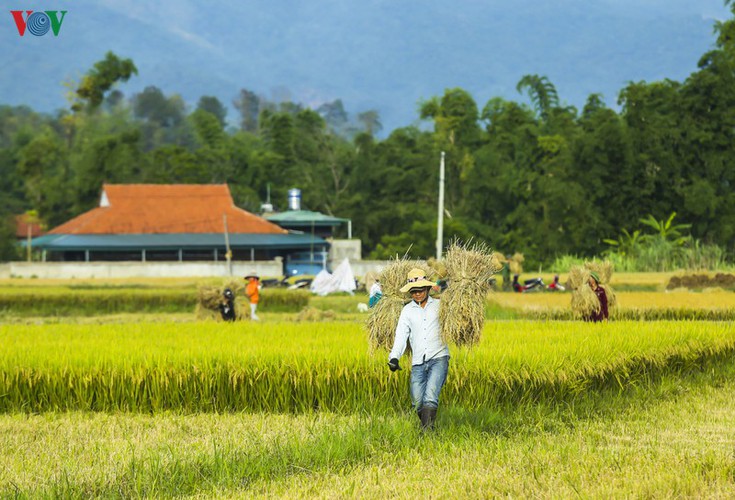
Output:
[0, 288, 309, 316]
[1, 321, 734, 413]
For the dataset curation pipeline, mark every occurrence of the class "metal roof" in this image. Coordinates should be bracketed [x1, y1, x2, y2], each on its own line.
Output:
[264, 210, 349, 227]
[28, 233, 328, 251]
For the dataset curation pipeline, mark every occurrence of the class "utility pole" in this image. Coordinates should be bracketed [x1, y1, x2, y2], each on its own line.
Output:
[223, 214, 232, 276]
[436, 151, 445, 260]
[26, 223, 31, 262]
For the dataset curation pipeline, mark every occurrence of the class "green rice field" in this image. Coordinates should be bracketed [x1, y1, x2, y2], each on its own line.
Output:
[1, 275, 735, 497]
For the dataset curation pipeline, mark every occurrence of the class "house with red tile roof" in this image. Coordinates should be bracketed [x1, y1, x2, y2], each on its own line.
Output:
[30, 184, 329, 269]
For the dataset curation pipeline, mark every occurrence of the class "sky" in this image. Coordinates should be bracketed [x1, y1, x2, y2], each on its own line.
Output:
[1, 0, 732, 133]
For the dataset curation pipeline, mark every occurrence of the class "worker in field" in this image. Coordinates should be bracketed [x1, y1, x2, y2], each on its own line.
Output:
[218, 288, 237, 322]
[587, 271, 609, 322]
[368, 278, 382, 308]
[388, 268, 449, 430]
[244, 272, 261, 321]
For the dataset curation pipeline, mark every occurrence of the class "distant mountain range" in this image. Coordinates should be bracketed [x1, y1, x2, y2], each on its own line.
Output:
[1, 0, 730, 133]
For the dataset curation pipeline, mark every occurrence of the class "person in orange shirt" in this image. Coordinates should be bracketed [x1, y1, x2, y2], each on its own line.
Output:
[244, 273, 261, 320]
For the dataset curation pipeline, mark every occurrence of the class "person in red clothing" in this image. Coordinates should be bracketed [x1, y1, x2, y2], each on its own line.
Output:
[587, 271, 609, 322]
[244, 272, 261, 320]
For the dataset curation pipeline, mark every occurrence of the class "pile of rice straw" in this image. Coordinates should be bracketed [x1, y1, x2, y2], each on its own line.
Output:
[490, 252, 506, 270]
[569, 261, 617, 318]
[366, 257, 432, 351]
[427, 257, 448, 279]
[296, 306, 336, 322]
[509, 252, 524, 275]
[439, 241, 498, 346]
[196, 280, 245, 320]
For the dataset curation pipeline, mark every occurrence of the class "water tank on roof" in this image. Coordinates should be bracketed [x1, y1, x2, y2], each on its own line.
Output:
[288, 188, 301, 211]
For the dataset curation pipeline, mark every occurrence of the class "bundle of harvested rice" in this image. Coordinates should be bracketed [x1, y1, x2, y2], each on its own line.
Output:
[427, 257, 448, 279]
[439, 241, 498, 347]
[366, 257, 432, 351]
[569, 261, 617, 318]
[509, 252, 524, 275]
[196, 281, 245, 320]
[584, 261, 617, 308]
[490, 252, 506, 270]
[296, 306, 336, 322]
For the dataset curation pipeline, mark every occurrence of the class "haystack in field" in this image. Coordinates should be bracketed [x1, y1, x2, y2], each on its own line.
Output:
[296, 306, 336, 322]
[439, 241, 498, 347]
[569, 261, 617, 318]
[196, 280, 245, 320]
[366, 257, 432, 351]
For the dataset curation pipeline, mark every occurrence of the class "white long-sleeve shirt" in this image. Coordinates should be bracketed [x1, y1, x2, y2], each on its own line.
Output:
[388, 296, 449, 365]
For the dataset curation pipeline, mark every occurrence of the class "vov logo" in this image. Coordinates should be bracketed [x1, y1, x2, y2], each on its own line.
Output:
[10, 10, 67, 36]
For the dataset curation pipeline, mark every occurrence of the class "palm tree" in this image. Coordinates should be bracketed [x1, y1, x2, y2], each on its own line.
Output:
[516, 74, 559, 121]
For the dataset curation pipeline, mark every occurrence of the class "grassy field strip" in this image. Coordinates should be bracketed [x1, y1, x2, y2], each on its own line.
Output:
[0, 288, 308, 316]
[2, 362, 735, 497]
[1, 321, 734, 412]
[493, 290, 735, 311]
[490, 290, 735, 320]
[251, 367, 735, 498]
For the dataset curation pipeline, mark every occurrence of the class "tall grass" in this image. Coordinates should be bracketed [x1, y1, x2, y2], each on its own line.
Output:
[0, 288, 308, 316]
[1, 321, 734, 413]
[550, 241, 730, 273]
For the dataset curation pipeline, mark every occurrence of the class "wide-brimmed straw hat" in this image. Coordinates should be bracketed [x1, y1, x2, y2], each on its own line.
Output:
[244, 272, 259, 280]
[399, 268, 435, 293]
[589, 271, 600, 284]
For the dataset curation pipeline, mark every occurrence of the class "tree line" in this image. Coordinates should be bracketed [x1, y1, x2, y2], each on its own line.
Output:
[2, 3, 735, 267]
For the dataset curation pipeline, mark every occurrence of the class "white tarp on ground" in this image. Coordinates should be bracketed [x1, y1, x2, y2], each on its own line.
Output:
[309, 258, 357, 296]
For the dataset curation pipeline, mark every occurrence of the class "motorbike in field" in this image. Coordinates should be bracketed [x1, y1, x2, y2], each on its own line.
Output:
[546, 275, 566, 292]
[512, 274, 546, 293]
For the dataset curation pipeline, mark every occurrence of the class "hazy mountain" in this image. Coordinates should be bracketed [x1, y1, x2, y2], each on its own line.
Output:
[1, 0, 729, 133]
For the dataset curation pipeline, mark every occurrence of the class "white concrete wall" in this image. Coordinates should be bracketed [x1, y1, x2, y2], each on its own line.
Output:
[350, 260, 389, 278]
[328, 239, 362, 268]
[3, 260, 284, 279]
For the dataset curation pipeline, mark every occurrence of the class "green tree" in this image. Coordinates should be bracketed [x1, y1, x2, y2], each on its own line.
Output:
[72, 52, 137, 113]
[197, 96, 227, 128]
[516, 74, 560, 122]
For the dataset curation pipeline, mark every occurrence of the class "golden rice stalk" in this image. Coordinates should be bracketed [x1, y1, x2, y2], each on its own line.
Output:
[568, 266, 589, 290]
[440, 241, 498, 347]
[366, 257, 432, 351]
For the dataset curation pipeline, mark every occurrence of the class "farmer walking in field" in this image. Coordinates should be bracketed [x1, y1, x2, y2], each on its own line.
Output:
[244, 272, 261, 321]
[587, 271, 609, 322]
[388, 268, 449, 430]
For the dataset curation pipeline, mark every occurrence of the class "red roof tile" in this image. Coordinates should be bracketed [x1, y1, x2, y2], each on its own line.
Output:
[49, 184, 286, 235]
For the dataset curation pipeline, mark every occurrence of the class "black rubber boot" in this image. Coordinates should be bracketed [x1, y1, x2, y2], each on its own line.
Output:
[419, 407, 434, 430]
[424, 407, 437, 430]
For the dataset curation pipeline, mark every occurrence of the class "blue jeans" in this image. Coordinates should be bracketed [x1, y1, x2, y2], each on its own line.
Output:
[410, 356, 449, 411]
